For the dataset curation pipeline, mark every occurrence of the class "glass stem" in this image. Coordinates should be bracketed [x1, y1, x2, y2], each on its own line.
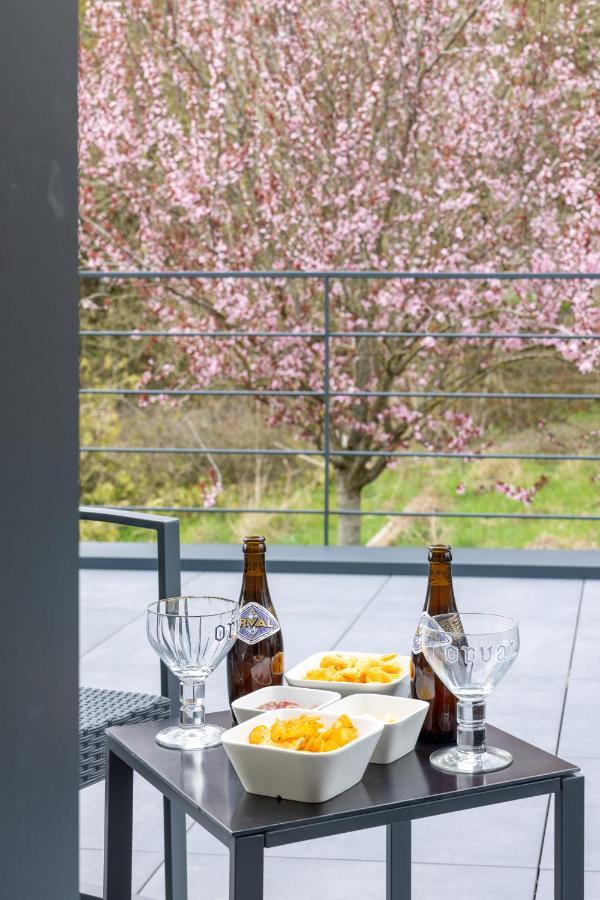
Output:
[457, 699, 486, 757]
[179, 679, 206, 729]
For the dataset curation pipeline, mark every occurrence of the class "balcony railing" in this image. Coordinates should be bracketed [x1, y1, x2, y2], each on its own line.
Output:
[79, 270, 600, 544]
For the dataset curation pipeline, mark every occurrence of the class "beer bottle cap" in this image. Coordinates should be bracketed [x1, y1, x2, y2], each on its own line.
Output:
[427, 543, 452, 562]
[243, 535, 266, 553]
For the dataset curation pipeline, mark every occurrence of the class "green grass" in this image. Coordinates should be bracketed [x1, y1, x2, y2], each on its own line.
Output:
[359, 456, 599, 549]
[81, 410, 600, 549]
[105, 456, 599, 550]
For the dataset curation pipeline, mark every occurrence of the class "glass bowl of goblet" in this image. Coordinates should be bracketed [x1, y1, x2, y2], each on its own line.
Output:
[147, 596, 239, 750]
[422, 612, 519, 774]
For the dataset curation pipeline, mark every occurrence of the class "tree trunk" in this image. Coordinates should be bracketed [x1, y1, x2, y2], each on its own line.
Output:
[335, 472, 362, 546]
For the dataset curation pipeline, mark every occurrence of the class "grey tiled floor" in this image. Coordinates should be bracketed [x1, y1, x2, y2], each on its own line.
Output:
[79, 569, 599, 899]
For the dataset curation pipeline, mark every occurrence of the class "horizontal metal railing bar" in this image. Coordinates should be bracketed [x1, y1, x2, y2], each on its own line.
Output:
[79, 267, 600, 531]
[79, 446, 600, 462]
[80, 328, 600, 341]
[80, 270, 600, 280]
[107, 505, 600, 521]
[81, 446, 323, 456]
[82, 329, 324, 338]
[80, 387, 600, 400]
[333, 390, 600, 400]
[81, 387, 321, 397]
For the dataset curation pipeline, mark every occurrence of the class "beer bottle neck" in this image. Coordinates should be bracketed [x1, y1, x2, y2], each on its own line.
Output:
[426, 561, 457, 614]
[243, 552, 267, 577]
[241, 542, 273, 607]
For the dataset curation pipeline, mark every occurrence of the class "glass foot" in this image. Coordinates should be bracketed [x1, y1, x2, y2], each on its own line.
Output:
[155, 723, 225, 750]
[430, 744, 513, 774]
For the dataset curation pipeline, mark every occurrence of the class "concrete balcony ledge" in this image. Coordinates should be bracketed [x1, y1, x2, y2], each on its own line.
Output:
[80, 541, 600, 579]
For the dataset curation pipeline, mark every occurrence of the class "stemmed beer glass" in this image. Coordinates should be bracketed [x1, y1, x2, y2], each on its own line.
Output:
[422, 613, 519, 774]
[147, 596, 239, 750]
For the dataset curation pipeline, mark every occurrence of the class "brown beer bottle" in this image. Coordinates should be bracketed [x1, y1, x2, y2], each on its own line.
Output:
[410, 544, 460, 742]
[227, 536, 284, 713]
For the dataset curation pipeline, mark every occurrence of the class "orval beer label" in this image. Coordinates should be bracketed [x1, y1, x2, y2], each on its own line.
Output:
[411, 611, 448, 655]
[238, 602, 281, 646]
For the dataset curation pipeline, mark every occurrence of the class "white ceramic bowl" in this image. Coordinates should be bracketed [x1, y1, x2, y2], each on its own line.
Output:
[285, 651, 411, 698]
[231, 685, 342, 724]
[327, 694, 428, 764]
[222, 708, 384, 803]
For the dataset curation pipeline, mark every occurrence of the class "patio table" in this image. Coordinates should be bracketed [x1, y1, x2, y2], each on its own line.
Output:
[104, 711, 584, 900]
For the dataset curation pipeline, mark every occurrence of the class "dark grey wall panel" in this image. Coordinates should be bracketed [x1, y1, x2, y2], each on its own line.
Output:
[0, 1, 79, 898]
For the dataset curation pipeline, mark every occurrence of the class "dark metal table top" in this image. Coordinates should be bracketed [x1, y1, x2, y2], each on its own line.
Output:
[106, 711, 578, 848]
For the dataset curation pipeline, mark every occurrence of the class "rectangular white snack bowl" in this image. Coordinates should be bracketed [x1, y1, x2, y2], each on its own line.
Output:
[232, 685, 342, 724]
[285, 651, 411, 698]
[327, 694, 429, 764]
[222, 708, 384, 803]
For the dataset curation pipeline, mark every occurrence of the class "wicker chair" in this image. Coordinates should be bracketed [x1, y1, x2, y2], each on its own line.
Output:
[79, 507, 187, 900]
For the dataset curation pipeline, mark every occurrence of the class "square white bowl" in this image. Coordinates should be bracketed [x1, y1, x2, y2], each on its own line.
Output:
[327, 694, 429, 764]
[285, 651, 410, 698]
[231, 685, 342, 724]
[222, 708, 384, 803]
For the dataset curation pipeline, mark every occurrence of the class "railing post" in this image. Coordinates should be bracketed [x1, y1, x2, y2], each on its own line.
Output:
[156, 517, 188, 900]
[323, 276, 331, 546]
[156, 518, 182, 707]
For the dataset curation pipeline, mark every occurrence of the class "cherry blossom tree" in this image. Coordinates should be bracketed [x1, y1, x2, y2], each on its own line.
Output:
[80, 0, 599, 544]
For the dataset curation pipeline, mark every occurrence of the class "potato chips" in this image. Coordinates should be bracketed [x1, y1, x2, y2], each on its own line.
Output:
[304, 653, 403, 684]
[248, 714, 358, 753]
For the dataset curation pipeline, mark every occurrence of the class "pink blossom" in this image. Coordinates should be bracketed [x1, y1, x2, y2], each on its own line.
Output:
[79, 0, 599, 538]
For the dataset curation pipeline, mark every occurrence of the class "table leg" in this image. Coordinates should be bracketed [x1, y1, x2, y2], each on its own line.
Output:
[229, 834, 264, 900]
[103, 750, 133, 900]
[554, 774, 584, 900]
[163, 797, 188, 900]
[387, 821, 411, 900]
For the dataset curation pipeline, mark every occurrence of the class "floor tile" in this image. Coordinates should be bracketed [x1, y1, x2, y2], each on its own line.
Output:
[570, 633, 600, 682]
[182, 571, 243, 599]
[486, 677, 565, 755]
[80, 606, 145, 657]
[79, 847, 163, 896]
[451, 576, 582, 618]
[268, 572, 388, 618]
[82, 613, 157, 665]
[570, 581, 600, 681]
[186, 823, 227, 856]
[182, 571, 386, 620]
[453, 577, 582, 681]
[342, 576, 581, 682]
[80, 569, 163, 604]
[334, 616, 416, 655]
[358, 575, 428, 626]
[80, 774, 172, 853]
[558, 681, 600, 760]
[283, 613, 360, 666]
[80, 612, 162, 694]
[80, 567, 197, 610]
[79, 661, 162, 695]
[581, 580, 600, 607]
[80, 570, 165, 656]
[540, 758, 600, 871]
[412, 795, 547, 868]
[535, 867, 600, 899]
[142, 854, 538, 900]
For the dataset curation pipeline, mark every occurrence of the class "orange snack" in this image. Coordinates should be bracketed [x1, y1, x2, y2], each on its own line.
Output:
[248, 725, 268, 745]
[248, 714, 358, 752]
[305, 653, 403, 684]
